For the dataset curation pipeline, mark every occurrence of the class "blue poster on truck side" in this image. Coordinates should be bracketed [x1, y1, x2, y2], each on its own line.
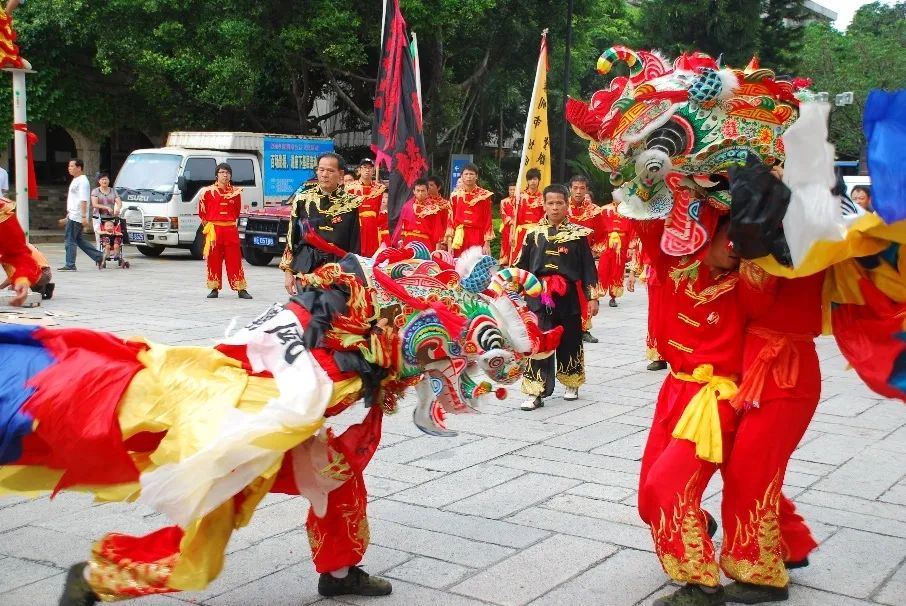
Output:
[263, 137, 334, 204]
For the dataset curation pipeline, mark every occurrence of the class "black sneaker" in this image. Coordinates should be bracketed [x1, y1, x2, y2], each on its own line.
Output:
[42, 283, 55, 300]
[785, 557, 808, 570]
[57, 266, 77, 271]
[609, 298, 618, 307]
[653, 584, 726, 606]
[647, 360, 668, 371]
[238, 289, 253, 299]
[206, 289, 219, 298]
[58, 562, 99, 606]
[581, 331, 599, 343]
[723, 581, 788, 604]
[317, 566, 392, 597]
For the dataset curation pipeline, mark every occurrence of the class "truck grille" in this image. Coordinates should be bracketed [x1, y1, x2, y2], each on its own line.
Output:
[247, 218, 282, 234]
[123, 209, 143, 228]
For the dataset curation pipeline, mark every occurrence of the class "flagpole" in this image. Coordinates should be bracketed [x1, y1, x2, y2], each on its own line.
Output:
[411, 32, 422, 112]
[559, 0, 574, 183]
[510, 29, 548, 264]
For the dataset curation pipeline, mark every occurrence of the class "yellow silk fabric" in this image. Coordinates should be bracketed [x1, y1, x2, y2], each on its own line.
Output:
[671, 365, 739, 464]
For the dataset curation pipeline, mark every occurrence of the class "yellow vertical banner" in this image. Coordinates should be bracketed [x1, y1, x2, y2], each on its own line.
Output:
[511, 30, 551, 260]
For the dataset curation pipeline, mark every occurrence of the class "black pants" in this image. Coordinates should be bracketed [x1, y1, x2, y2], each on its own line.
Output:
[521, 310, 584, 398]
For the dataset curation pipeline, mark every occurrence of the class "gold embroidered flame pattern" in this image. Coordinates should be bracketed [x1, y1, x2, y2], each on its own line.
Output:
[87, 537, 179, 601]
[720, 472, 789, 588]
[652, 471, 720, 587]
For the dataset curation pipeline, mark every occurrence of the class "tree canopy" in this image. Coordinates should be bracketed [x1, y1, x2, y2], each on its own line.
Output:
[796, 1, 906, 159]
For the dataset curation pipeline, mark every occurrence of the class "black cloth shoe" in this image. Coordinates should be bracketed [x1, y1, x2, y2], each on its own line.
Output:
[57, 266, 76, 271]
[785, 557, 808, 570]
[705, 510, 718, 538]
[723, 581, 788, 604]
[653, 584, 726, 606]
[609, 297, 618, 307]
[206, 289, 219, 298]
[581, 331, 599, 343]
[42, 283, 56, 300]
[238, 289, 253, 299]
[318, 566, 392, 597]
[58, 562, 99, 606]
[647, 360, 668, 371]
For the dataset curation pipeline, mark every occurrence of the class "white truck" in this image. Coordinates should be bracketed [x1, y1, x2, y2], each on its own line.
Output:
[116, 132, 333, 258]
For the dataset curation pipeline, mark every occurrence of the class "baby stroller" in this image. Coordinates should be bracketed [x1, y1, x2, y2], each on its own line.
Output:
[99, 216, 131, 269]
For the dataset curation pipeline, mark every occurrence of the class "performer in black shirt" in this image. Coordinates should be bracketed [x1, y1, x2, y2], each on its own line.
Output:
[516, 184, 601, 410]
[281, 153, 362, 295]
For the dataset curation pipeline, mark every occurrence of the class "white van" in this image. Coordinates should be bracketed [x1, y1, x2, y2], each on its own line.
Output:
[116, 132, 321, 258]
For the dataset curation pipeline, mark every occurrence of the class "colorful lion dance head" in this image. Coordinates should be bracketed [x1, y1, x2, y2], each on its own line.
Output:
[567, 46, 811, 256]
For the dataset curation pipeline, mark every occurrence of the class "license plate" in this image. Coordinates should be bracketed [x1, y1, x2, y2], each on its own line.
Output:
[129, 231, 145, 242]
[253, 235, 275, 247]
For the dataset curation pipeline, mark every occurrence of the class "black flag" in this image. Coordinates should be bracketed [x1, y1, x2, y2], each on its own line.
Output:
[372, 0, 428, 234]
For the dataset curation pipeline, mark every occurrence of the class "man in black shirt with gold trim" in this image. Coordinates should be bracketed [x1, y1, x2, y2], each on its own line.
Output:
[516, 184, 601, 410]
[281, 152, 362, 295]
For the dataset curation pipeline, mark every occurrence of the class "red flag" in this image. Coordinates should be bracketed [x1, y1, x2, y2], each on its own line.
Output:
[372, 0, 429, 234]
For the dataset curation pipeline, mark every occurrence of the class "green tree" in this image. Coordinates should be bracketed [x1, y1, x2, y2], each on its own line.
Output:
[636, 0, 762, 67]
[796, 2, 906, 159]
[757, 0, 808, 74]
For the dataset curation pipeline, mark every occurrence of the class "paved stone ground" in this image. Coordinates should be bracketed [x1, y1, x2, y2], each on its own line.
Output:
[2, 244, 905, 606]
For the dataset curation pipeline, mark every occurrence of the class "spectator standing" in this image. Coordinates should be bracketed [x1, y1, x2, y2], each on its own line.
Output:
[0, 165, 8, 196]
[91, 172, 122, 250]
[58, 158, 103, 271]
[851, 185, 873, 212]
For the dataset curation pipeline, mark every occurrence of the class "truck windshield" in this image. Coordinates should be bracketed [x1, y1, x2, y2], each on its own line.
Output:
[115, 153, 181, 203]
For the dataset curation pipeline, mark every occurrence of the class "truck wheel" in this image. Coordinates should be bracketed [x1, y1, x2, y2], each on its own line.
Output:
[189, 228, 205, 260]
[242, 247, 274, 266]
[136, 245, 165, 258]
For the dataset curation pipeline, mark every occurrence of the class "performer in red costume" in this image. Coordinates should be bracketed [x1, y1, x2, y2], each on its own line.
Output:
[597, 196, 635, 308]
[393, 178, 451, 250]
[718, 268, 823, 603]
[511, 168, 545, 261]
[637, 213, 819, 606]
[499, 183, 517, 265]
[447, 164, 493, 257]
[198, 164, 252, 299]
[0, 199, 41, 306]
[635, 215, 747, 606]
[347, 158, 386, 257]
[566, 175, 607, 343]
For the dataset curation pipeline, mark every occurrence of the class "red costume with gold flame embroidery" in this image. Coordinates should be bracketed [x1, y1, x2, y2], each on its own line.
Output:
[597, 203, 635, 301]
[635, 219, 818, 591]
[198, 184, 247, 292]
[568, 195, 608, 330]
[448, 186, 494, 257]
[347, 180, 386, 257]
[512, 189, 545, 261]
[718, 269, 823, 587]
[396, 195, 450, 250]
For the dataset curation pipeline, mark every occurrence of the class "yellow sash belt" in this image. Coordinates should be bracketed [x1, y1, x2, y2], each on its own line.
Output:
[670, 364, 739, 464]
[452, 224, 465, 249]
[202, 221, 235, 258]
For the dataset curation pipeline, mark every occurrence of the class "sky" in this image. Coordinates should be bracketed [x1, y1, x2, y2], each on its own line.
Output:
[820, 0, 894, 30]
